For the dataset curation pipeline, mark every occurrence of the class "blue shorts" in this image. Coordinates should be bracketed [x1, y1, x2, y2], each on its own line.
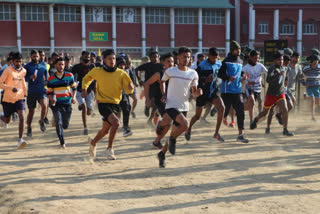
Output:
[306, 86, 320, 98]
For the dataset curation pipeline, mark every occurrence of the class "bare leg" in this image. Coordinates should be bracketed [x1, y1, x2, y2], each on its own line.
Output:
[26, 108, 35, 128]
[91, 121, 111, 146]
[17, 110, 25, 139]
[212, 97, 225, 135]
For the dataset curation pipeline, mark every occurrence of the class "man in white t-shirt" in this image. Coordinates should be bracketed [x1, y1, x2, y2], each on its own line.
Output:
[156, 47, 202, 168]
[242, 50, 268, 123]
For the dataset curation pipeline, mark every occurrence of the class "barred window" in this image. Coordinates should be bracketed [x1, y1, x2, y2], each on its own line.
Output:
[0, 4, 15, 21]
[280, 21, 295, 35]
[54, 6, 80, 22]
[116, 8, 140, 23]
[203, 9, 224, 25]
[146, 8, 169, 24]
[21, 5, 48, 21]
[175, 8, 197, 24]
[258, 21, 268, 34]
[303, 22, 317, 34]
[86, 7, 111, 23]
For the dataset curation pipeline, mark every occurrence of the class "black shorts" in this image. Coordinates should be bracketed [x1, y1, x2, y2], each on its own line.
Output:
[165, 108, 187, 126]
[27, 93, 47, 109]
[245, 88, 261, 101]
[154, 98, 166, 117]
[196, 92, 218, 107]
[2, 100, 25, 117]
[98, 103, 120, 123]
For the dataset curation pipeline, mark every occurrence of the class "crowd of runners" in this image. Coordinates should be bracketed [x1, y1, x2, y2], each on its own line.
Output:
[0, 40, 320, 168]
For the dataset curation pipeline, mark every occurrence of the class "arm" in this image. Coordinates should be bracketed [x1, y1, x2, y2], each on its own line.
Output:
[218, 61, 233, 81]
[22, 77, 27, 97]
[122, 72, 134, 95]
[144, 72, 160, 107]
[0, 68, 14, 91]
[46, 78, 55, 105]
[135, 64, 145, 86]
[70, 74, 77, 104]
[81, 69, 96, 98]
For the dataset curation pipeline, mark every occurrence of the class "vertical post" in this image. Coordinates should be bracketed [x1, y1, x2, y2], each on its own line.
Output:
[141, 7, 146, 57]
[198, 8, 203, 53]
[273, 9, 279, 40]
[49, 4, 54, 54]
[249, 4, 255, 49]
[81, 5, 86, 51]
[297, 9, 303, 55]
[235, 0, 240, 43]
[112, 6, 116, 51]
[16, 3, 21, 52]
[170, 8, 175, 48]
[225, 9, 231, 56]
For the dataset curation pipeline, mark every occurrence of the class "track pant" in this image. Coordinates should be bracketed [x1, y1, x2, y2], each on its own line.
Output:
[221, 93, 245, 130]
[120, 94, 131, 128]
[51, 104, 72, 145]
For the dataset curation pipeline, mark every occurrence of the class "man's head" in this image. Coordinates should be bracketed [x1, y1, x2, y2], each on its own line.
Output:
[177, 47, 192, 67]
[273, 52, 283, 67]
[51, 52, 59, 62]
[291, 52, 300, 64]
[102, 49, 116, 68]
[249, 50, 260, 64]
[124, 54, 132, 69]
[64, 55, 71, 67]
[149, 51, 159, 64]
[160, 53, 174, 70]
[81, 51, 90, 64]
[11, 52, 23, 69]
[230, 40, 241, 56]
[208, 48, 219, 64]
[307, 54, 320, 66]
[38, 50, 45, 62]
[30, 50, 39, 64]
[90, 52, 96, 63]
[116, 57, 126, 70]
[283, 55, 291, 66]
[54, 57, 65, 73]
[197, 54, 205, 63]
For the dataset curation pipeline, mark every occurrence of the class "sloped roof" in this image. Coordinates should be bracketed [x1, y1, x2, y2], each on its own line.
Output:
[246, 0, 320, 4]
[2, 0, 234, 8]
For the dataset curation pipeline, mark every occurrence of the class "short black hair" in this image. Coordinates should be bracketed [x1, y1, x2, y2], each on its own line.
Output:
[283, 54, 291, 62]
[208, 47, 219, 56]
[160, 53, 173, 61]
[197, 53, 205, 59]
[178, 47, 192, 55]
[292, 52, 300, 58]
[116, 57, 126, 66]
[81, 51, 89, 56]
[30, 49, 38, 56]
[249, 50, 260, 57]
[54, 57, 65, 65]
[51, 52, 59, 57]
[102, 49, 115, 58]
[64, 55, 71, 61]
[273, 52, 282, 60]
[38, 50, 44, 55]
[148, 51, 159, 58]
[12, 52, 23, 60]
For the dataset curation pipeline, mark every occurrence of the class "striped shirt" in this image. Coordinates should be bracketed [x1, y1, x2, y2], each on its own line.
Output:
[47, 72, 77, 104]
[303, 64, 320, 87]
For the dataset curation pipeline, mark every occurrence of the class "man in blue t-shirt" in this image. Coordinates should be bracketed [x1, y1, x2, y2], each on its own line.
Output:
[24, 50, 49, 136]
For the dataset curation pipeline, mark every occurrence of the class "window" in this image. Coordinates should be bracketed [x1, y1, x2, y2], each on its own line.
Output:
[116, 8, 140, 23]
[86, 7, 111, 23]
[54, 6, 80, 22]
[258, 21, 268, 34]
[175, 8, 197, 24]
[21, 5, 48, 21]
[280, 21, 295, 35]
[146, 8, 169, 24]
[0, 4, 15, 21]
[203, 9, 224, 25]
[303, 22, 317, 35]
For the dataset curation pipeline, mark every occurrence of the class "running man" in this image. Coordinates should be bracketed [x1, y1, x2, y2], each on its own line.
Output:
[186, 47, 225, 142]
[83, 49, 133, 160]
[287, 52, 302, 105]
[0, 52, 28, 149]
[47, 57, 77, 149]
[157, 47, 202, 168]
[250, 52, 294, 136]
[24, 50, 49, 136]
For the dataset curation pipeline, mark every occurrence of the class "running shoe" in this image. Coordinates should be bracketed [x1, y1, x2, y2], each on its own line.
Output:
[210, 107, 218, 117]
[229, 122, 236, 128]
[185, 131, 191, 141]
[283, 129, 294, 136]
[250, 118, 257, 130]
[83, 128, 89, 135]
[106, 148, 116, 160]
[152, 141, 163, 149]
[157, 151, 166, 168]
[237, 135, 249, 143]
[213, 133, 225, 142]
[44, 117, 49, 125]
[123, 128, 133, 137]
[39, 120, 46, 132]
[27, 127, 32, 137]
[17, 139, 27, 149]
[168, 136, 176, 155]
[265, 127, 270, 134]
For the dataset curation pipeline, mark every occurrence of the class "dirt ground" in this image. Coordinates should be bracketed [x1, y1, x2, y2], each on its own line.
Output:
[0, 94, 320, 214]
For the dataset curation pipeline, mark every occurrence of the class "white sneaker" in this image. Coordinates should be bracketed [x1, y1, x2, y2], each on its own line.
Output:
[88, 137, 96, 159]
[123, 129, 133, 137]
[106, 148, 116, 160]
[17, 139, 27, 149]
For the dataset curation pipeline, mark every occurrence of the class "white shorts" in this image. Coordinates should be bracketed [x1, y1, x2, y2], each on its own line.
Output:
[76, 92, 93, 110]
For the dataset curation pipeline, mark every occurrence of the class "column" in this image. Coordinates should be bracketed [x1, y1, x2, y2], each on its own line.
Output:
[170, 8, 175, 48]
[249, 4, 255, 49]
[198, 8, 203, 53]
[297, 9, 303, 55]
[273, 9, 279, 40]
[141, 7, 146, 57]
[16, 3, 21, 52]
[49, 4, 54, 54]
[112, 6, 116, 51]
[235, 0, 240, 42]
[225, 9, 230, 56]
[81, 5, 86, 51]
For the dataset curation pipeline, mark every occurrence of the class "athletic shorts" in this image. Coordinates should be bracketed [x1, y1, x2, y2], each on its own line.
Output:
[196, 92, 218, 107]
[27, 93, 48, 109]
[2, 100, 25, 117]
[165, 108, 187, 126]
[76, 92, 93, 110]
[264, 94, 285, 108]
[245, 88, 261, 101]
[154, 98, 166, 117]
[306, 86, 320, 98]
[98, 103, 120, 124]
